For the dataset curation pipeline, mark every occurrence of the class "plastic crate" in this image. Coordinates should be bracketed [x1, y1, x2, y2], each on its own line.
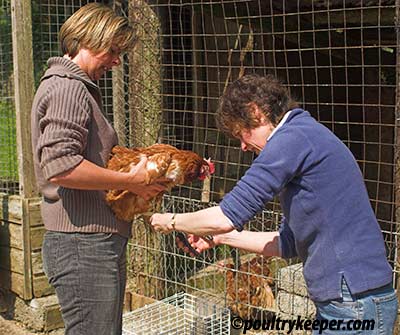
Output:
[122, 292, 231, 334]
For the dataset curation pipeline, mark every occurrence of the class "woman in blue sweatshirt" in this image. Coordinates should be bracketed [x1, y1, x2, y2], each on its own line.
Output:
[150, 74, 398, 334]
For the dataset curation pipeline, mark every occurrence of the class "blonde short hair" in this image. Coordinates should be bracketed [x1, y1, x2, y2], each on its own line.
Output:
[59, 3, 137, 58]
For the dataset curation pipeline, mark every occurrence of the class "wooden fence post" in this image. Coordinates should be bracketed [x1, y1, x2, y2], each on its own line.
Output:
[11, 0, 37, 199]
[112, 64, 127, 146]
[11, 0, 37, 300]
[128, 0, 164, 300]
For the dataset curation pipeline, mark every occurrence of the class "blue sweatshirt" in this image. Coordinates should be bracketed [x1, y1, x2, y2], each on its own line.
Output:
[220, 108, 392, 302]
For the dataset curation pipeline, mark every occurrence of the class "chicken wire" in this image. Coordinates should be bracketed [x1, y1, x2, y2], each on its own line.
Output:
[129, 195, 314, 332]
[122, 292, 230, 335]
[0, 0, 18, 194]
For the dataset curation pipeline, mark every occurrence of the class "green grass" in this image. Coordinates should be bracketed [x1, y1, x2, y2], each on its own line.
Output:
[0, 100, 18, 181]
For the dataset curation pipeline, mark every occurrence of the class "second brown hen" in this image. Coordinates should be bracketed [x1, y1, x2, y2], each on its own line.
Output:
[106, 144, 214, 221]
[226, 255, 275, 319]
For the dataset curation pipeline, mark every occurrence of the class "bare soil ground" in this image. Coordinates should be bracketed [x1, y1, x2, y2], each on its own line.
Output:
[0, 315, 40, 335]
[0, 315, 63, 335]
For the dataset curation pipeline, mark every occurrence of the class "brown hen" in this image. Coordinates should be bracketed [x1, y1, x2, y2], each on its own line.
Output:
[226, 255, 275, 319]
[106, 144, 214, 221]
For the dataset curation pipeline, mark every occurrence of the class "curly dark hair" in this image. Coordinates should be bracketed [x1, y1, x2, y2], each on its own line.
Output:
[215, 74, 299, 137]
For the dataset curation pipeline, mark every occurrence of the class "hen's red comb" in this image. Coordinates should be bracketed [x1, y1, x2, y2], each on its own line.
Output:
[206, 158, 215, 174]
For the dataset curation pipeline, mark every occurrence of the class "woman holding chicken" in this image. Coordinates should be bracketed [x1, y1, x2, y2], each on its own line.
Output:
[150, 74, 398, 334]
[31, 4, 167, 334]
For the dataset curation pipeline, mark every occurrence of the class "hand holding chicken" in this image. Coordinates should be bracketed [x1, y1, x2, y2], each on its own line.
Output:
[124, 155, 168, 200]
[106, 144, 214, 221]
[150, 213, 176, 234]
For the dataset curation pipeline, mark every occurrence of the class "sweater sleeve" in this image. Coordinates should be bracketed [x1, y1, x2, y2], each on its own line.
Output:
[220, 128, 313, 231]
[278, 216, 298, 259]
[36, 79, 91, 180]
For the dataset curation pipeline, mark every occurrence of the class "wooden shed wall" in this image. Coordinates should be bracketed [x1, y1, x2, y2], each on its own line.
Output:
[0, 194, 52, 299]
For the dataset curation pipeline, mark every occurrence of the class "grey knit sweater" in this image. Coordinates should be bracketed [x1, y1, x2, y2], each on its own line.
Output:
[31, 57, 131, 237]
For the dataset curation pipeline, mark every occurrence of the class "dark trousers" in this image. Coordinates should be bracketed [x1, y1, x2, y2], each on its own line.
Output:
[42, 231, 128, 335]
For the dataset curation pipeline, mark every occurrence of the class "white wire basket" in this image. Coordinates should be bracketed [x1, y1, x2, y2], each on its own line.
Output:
[122, 292, 231, 335]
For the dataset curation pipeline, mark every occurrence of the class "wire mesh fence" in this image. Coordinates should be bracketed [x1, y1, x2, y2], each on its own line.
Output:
[0, 0, 398, 332]
[129, 195, 313, 333]
[127, 0, 399, 330]
[0, 0, 18, 193]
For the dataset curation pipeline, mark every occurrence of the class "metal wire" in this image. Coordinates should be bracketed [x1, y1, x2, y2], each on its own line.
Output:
[0, 1, 18, 193]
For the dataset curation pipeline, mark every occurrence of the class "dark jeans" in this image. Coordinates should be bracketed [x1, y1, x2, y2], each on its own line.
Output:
[42, 231, 128, 335]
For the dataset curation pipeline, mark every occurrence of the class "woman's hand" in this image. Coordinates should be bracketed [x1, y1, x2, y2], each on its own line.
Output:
[127, 156, 169, 200]
[150, 213, 175, 234]
[177, 234, 218, 256]
[48, 158, 168, 198]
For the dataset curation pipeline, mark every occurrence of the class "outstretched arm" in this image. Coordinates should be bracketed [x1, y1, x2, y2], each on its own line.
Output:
[150, 206, 234, 236]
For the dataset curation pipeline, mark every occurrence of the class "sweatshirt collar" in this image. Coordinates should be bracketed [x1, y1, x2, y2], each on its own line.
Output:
[267, 110, 293, 141]
[267, 108, 308, 141]
[42, 57, 99, 90]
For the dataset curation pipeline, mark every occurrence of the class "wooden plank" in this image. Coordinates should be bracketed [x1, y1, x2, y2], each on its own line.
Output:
[30, 225, 45, 251]
[44, 304, 64, 331]
[13, 294, 63, 331]
[8, 196, 22, 221]
[11, 0, 38, 198]
[32, 275, 54, 298]
[28, 198, 43, 227]
[0, 193, 23, 223]
[0, 221, 23, 249]
[21, 198, 33, 299]
[0, 194, 34, 299]
[0, 246, 24, 274]
[29, 208, 43, 227]
[31, 250, 44, 276]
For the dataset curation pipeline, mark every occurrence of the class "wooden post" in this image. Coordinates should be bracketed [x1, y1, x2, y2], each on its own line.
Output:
[190, 11, 211, 203]
[112, 65, 127, 146]
[192, 10, 204, 155]
[11, 0, 37, 199]
[128, 0, 164, 300]
[129, 1, 162, 147]
[10, 0, 37, 300]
